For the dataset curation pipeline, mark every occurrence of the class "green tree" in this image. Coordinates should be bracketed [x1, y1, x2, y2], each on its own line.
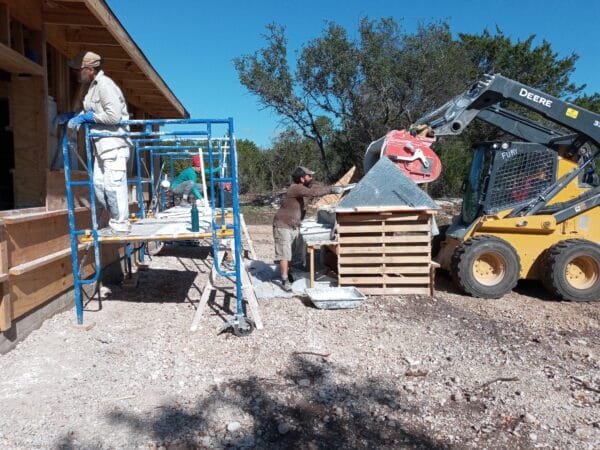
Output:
[459, 28, 583, 97]
[234, 23, 335, 180]
[236, 139, 270, 193]
[265, 128, 325, 190]
[235, 19, 472, 179]
[574, 93, 600, 114]
[237, 21, 597, 196]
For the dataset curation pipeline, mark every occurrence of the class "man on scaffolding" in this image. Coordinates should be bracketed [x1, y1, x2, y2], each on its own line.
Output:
[66, 51, 132, 235]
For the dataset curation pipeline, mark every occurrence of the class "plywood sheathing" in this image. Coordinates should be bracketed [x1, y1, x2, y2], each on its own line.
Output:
[11, 74, 49, 208]
[46, 170, 91, 211]
[0, 206, 127, 326]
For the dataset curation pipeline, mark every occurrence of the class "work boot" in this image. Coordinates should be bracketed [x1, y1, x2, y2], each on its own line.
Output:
[109, 220, 131, 235]
[221, 260, 235, 272]
[281, 279, 292, 292]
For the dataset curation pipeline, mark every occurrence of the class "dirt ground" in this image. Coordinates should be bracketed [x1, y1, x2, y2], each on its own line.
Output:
[0, 224, 599, 449]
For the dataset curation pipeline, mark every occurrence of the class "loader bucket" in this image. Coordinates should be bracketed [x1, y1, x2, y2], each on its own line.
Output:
[363, 130, 441, 183]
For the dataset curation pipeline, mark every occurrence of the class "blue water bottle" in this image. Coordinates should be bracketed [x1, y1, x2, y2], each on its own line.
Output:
[191, 202, 199, 232]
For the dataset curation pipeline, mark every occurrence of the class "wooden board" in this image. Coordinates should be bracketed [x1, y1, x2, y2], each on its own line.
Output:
[4, 208, 91, 267]
[338, 255, 430, 264]
[336, 210, 434, 296]
[10, 249, 95, 320]
[46, 170, 91, 210]
[337, 206, 437, 213]
[338, 275, 430, 285]
[10, 73, 48, 208]
[337, 213, 430, 223]
[0, 226, 10, 331]
[338, 234, 431, 244]
[0, 41, 42, 75]
[338, 245, 430, 254]
[338, 265, 430, 275]
[9, 244, 87, 276]
[338, 223, 431, 233]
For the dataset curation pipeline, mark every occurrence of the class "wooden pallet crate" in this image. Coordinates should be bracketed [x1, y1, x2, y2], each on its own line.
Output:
[336, 210, 434, 295]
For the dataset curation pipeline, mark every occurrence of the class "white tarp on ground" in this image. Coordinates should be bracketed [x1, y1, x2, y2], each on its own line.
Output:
[246, 260, 336, 299]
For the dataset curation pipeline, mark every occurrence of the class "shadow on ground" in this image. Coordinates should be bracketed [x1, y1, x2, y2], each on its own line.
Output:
[98, 269, 200, 306]
[90, 354, 446, 449]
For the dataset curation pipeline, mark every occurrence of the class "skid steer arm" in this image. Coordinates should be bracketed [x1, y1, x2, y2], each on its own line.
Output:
[415, 74, 600, 149]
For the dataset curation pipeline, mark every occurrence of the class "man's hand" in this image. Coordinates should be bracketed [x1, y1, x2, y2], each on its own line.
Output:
[331, 185, 345, 194]
[67, 111, 95, 130]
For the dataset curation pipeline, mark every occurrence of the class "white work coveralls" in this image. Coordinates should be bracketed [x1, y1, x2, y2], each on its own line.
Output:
[83, 70, 132, 232]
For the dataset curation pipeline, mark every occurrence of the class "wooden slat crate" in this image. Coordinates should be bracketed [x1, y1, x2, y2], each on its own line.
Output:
[336, 211, 434, 295]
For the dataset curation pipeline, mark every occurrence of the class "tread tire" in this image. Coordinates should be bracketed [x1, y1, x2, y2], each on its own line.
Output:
[451, 235, 520, 299]
[542, 239, 600, 302]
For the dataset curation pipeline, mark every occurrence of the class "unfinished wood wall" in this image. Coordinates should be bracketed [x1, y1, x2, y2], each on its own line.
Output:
[0, 208, 94, 330]
[337, 211, 434, 295]
[11, 74, 48, 207]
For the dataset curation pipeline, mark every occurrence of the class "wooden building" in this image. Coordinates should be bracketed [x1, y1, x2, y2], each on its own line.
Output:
[0, 0, 188, 350]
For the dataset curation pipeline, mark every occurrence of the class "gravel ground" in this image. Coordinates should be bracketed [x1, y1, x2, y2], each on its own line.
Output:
[0, 224, 599, 449]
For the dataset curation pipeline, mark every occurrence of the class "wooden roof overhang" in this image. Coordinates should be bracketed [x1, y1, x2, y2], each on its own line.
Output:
[2, 0, 188, 118]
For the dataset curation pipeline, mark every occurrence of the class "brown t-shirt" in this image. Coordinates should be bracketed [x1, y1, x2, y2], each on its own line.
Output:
[273, 183, 332, 229]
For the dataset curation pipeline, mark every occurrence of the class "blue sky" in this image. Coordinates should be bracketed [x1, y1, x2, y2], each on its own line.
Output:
[107, 0, 599, 148]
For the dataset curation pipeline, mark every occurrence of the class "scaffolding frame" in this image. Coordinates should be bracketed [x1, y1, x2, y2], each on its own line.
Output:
[62, 118, 258, 333]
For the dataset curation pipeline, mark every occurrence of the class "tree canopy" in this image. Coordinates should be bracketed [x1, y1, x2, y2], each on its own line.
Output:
[235, 19, 598, 194]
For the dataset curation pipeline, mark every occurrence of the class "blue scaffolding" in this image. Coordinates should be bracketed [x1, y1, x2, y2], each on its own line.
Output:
[61, 118, 259, 335]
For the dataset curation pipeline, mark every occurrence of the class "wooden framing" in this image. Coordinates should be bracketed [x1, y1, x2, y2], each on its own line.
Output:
[43, 0, 187, 118]
[336, 211, 435, 296]
[0, 42, 42, 74]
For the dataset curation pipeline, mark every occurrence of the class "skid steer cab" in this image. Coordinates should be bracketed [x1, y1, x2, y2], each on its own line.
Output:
[367, 74, 600, 301]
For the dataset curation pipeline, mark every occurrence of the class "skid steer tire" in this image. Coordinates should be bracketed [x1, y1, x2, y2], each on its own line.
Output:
[542, 239, 600, 302]
[451, 235, 520, 299]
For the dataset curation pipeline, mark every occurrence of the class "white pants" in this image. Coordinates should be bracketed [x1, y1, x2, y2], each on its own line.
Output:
[94, 146, 130, 231]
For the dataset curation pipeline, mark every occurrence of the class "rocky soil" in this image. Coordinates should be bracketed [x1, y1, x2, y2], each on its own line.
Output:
[0, 224, 599, 449]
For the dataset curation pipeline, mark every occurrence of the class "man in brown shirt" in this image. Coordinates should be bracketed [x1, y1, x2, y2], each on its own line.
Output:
[273, 166, 343, 291]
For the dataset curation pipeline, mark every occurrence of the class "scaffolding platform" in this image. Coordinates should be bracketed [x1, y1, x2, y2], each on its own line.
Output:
[62, 118, 262, 334]
[86, 208, 231, 243]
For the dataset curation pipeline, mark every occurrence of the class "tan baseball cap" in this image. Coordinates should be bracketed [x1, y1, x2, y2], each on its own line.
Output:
[297, 166, 315, 175]
[68, 51, 102, 69]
